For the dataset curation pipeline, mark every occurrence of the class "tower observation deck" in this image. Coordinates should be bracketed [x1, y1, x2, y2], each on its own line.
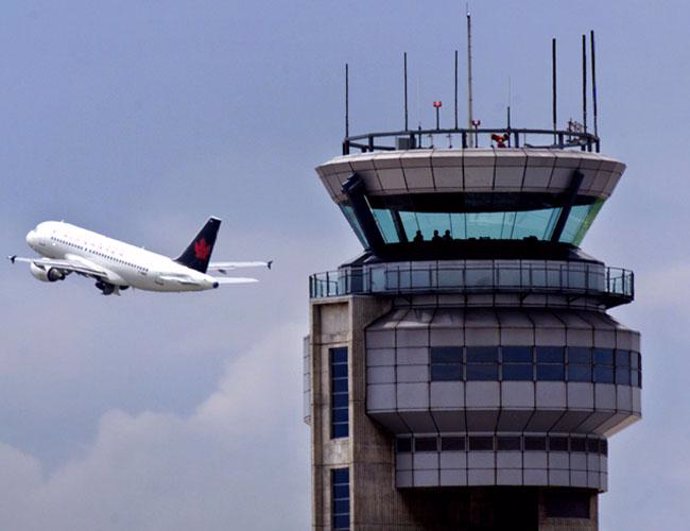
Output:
[305, 35, 640, 531]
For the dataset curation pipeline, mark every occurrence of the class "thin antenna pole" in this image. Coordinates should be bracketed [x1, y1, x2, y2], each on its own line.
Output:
[552, 38, 557, 140]
[590, 30, 599, 139]
[345, 63, 350, 138]
[507, 77, 512, 129]
[404, 52, 409, 131]
[454, 50, 459, 129]
[582, 34, 588, 135]
[466, 4, 474, 146]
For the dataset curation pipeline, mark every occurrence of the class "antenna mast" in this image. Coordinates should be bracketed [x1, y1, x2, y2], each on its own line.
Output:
[404, 52, 409, 131]
[466, 4, 474, 146]
[345, 63, 350, 138]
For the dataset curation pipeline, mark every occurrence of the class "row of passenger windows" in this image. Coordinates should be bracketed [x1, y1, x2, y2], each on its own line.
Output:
[430, 346, 641, 387]
[51, 236, 149, 273]
[396, 434, 608, 456]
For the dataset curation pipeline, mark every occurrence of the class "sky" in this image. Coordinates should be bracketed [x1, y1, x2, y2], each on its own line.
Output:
[1, 1, 689, 529]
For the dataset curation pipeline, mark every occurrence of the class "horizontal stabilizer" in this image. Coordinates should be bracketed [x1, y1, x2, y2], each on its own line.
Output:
[208, 260, 273, 274]
[213, 277, 259, 285]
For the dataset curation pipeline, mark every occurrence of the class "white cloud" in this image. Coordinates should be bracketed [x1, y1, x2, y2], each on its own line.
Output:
[0, 323, 310, 531]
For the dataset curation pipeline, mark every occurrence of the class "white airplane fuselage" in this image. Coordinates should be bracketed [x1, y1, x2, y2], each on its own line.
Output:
[26, 221, 219, 292]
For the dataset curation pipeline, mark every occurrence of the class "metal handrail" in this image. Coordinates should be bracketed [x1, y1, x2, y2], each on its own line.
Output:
[309, 262, 633, 303]
[342, 127, 600, 155]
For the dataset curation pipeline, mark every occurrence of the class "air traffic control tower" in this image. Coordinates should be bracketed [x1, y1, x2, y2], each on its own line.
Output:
[305, 37, 640, 531]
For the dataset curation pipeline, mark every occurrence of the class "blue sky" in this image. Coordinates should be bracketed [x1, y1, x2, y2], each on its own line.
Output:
[1, 1, 689, 529]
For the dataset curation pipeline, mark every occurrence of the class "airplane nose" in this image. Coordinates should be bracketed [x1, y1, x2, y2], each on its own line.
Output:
[26, 230, 37, 247]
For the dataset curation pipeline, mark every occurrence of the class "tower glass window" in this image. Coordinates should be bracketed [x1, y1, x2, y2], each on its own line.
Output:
[330, 347, 349, 438]
[332, 468, 350, 530]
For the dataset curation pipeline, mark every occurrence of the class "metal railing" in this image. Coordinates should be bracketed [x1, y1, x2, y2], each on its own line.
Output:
[342, 127, 600, 155]
[309, 262, 633, 305]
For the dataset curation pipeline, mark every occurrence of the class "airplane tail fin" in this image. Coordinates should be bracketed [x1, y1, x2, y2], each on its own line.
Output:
[174, 217, 221, 273]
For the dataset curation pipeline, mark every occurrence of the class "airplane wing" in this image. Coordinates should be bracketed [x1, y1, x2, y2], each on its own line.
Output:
[208, 260, 272, 274]
[8, 255, 110, 279]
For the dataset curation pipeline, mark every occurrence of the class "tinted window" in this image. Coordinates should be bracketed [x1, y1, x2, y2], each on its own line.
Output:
[497, 436, 521, 451]
[502, 346, 532, 362]
[568, 347, 591, 364]
[525, 437, 546, 451]
[441, 437, 465, 451]
[594, 366, 614, 384]
[467, 364, 499, 380]
[332, 467, 350, 530]
[549, 436, 568, 452]
[415, 437, 438, 452]
[615, 350, 631, 367]
[503, 364, 533, 381]
[330, 347, 349, 439]
[431, 346, 462, 363]
[431, 364, 463, 381]
[467, 346, 499, 362]
[616, 368, 631, 385]
[594, 348, 614, 365]
[469, 436, 494, 451]
[537, 364, 565, 381]
[537, 346, 564, 363]
[567, 364, 591, 382]
[396, 438, 412, 453]
[570, 438, 586, 452]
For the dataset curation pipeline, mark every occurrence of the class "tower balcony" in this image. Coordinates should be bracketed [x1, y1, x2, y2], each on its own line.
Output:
[309, 259, 634, 308]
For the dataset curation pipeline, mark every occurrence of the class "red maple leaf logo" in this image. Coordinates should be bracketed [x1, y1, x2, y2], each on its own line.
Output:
[194, 238, 211, 261]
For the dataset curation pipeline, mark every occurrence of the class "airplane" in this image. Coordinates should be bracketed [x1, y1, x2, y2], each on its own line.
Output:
[8, 217, 272, 296]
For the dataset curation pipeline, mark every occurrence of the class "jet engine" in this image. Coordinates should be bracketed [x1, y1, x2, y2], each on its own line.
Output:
[30, 263, 65, 282]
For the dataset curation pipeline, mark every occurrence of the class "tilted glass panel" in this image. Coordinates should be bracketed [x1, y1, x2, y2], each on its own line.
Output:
[371, 208, 400, 243]
[562, 199, 605, 246]
[340, 205, 369, 248]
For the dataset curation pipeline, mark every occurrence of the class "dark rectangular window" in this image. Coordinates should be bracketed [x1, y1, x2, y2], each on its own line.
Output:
[469, 436, 494, 451]
[615, 350, 631, 368]
[396, 438, 412, 453]
[430, 346, 463, 381]
[497, 436, 522, 451]
[414, 437, 438, 453]
[332, 468, 350, 530]
[467, 346, 499, 362]
[466, 363, 499, 380]
[594, 366, 614, 384]
[330, 347, 349, 439]
[594, 348, 614, 366]
[466, 347, 498, 381]
[524, 436, 546, 451]
[616, 367, 631, 385]
[503, 363, 533, 381]
[537, 346, 565, 363]
[586, 438, 600, 454]
[502, 346, 532, 362]
[570, 438, 586, 452]
[441, 436, 465, 451]
[568, 347, 591, 364]
[537, 364, 565, 380]
[567, 364, 591, 382]
[548, 436, 569, 452]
